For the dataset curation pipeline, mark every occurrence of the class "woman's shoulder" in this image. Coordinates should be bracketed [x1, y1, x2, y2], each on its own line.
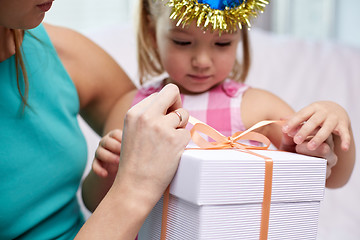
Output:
[44, 23, 135, 128]
[43, 23, 84, 56]
[43, 23, 107, 103]
[44, 23, 108, 65]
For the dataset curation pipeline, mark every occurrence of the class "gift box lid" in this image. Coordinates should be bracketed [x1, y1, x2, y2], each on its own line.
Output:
[170, 149, 327, 205]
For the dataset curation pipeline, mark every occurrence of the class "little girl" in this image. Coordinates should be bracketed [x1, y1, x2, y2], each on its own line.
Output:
[82, 0, 355, 212]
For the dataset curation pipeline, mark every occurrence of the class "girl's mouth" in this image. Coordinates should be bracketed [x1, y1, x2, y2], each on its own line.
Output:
[189, 75, 211, 81]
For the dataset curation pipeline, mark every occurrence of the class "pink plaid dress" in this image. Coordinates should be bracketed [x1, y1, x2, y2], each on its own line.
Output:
[132, 79, 250, 137]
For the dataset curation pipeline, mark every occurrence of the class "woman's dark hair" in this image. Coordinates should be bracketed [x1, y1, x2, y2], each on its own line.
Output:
[12, 29, 29, 110]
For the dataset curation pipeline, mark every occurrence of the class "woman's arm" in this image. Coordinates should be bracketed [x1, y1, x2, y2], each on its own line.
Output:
[75, 84, 191, 239]
[45, 23, 144, 211]
[81, 89, 138, 212]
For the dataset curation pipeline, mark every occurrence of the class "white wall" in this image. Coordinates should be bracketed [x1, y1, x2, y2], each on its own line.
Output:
[227, 0, 360, 48]
[44, 0, 137, 34]
[337, 0, 360, 47]
[45, 0, 360, 48]
[268, 0, 360, 48]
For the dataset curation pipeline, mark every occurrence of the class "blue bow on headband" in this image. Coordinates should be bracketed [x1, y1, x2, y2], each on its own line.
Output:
[165, 0, 269, 32]
[198, 0, 244, 10]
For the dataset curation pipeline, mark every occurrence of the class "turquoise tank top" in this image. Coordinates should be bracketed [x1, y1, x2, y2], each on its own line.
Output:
[0, 24, 87, 239]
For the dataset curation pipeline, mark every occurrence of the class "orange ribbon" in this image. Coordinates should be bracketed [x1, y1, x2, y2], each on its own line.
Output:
[160, 117, 283, 240]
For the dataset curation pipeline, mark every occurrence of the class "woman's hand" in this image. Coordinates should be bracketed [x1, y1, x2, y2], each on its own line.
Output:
[114, 83, 191, 205]
[76, 84, 191, 239]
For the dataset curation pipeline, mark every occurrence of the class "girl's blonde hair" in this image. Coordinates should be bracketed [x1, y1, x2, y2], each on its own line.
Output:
[136, 0, 251, 85]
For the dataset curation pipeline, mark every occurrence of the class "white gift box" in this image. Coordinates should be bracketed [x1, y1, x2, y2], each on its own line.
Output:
[139, 149, 327, 240]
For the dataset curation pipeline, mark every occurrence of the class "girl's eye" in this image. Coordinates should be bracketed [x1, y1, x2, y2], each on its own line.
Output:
[215, 42, 231, 47]
[172, 40, 191, 46]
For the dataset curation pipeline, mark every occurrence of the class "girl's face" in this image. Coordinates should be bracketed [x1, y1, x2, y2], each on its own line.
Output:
[0, 0, 54, 29]
[153, 11, 241, 94]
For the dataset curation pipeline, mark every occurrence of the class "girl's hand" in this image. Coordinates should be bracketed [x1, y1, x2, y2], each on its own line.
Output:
[282, 101, 351, 151]
[281, 130, 338, 179]
[281, 101, 351, 179]
[93, 129, 122, 178]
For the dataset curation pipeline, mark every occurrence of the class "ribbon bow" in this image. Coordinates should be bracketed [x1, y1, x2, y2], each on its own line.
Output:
[189, 117, 276, 150]
[189, 118, 276, 150]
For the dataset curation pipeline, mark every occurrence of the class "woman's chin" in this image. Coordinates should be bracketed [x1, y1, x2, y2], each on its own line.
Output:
[20, 14, 45, 30]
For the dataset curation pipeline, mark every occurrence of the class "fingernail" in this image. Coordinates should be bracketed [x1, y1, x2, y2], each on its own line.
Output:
[308, 140, 317, 150]
[294, 135, 303, 144]
[288, 132, 295, 137]
[282, 125, 289, 133]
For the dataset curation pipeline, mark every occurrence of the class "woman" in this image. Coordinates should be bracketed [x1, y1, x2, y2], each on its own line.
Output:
[0, 0, 190, 239]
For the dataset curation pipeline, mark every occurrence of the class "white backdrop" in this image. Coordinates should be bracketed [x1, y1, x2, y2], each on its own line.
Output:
[44, 0, 360, 48]
[44, 0, 137, 33]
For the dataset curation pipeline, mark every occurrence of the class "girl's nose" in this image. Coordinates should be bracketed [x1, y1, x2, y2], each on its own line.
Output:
[191, 49, 212, 69]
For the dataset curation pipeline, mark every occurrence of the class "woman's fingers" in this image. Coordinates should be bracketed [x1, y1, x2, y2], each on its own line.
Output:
[117, 84, 191, 201]
[130, 83, 181, 115]
[155, 83, 183, 113]
[167, 108, 189, 129]
[125, 84, 187, 129]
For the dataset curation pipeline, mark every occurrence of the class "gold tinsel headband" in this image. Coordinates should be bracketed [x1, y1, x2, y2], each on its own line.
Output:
[162, 0, 269, 32]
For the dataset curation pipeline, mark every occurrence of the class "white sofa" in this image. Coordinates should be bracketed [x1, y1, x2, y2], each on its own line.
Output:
[80, 24, 360, 240]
